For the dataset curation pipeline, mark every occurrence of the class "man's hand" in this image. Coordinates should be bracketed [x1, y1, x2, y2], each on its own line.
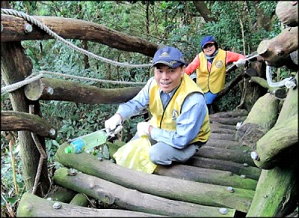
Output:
[234, 59, 247, 68]
[105, 113, 123, 136]
[137, 122, 151, 137]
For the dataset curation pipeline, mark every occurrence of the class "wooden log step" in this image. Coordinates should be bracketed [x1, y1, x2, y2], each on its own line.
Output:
[210, 124, 236, 134]
[17, 192, 159, 217]
[187, 157, 261, 180]
[209, 109, 248, 118]
[69, 193, 89, 207]
[205, 139, 247, 150]
[45, 186, 76, 203]
[196, 146, 255, 166]
[210, 122, 238, 130]
[53, 168, 236, 217]
[210, 116, 247, 125]
[210, 133, 236, 141]
[55, 143, 254, 212]
[155, 164, 257, 190]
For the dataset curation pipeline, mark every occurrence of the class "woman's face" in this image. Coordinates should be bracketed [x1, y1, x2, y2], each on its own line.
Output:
[203, 43, 216, 56]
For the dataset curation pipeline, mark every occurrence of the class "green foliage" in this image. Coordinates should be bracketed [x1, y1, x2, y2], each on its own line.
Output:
[2, 1, 284, 215]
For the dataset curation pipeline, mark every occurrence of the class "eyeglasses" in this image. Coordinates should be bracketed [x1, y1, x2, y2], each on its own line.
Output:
[203, 43, 215, 49]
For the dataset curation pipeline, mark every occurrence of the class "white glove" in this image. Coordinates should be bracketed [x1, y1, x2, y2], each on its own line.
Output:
[234, 59, 247, 68]
[137, 122, 151, 137]
[105, 114, 123, 136]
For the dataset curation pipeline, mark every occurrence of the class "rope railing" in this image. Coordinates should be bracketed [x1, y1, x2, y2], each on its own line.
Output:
[1, 9, 153, 68]
[1, 9, 150, 95]
[1, 71, 146, 95]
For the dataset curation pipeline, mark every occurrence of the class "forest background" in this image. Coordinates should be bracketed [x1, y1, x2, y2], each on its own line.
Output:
[1, 1, 281, 216]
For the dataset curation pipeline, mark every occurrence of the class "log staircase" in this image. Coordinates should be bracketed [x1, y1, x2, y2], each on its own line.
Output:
[17, 109, 263, 217]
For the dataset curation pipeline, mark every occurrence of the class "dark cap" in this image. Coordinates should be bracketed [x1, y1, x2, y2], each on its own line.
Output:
[200, 35, 217, 49]
[152, 46, 186, 68]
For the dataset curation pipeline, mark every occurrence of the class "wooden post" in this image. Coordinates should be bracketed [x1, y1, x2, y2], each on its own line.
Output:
[1, 41, 50, 195]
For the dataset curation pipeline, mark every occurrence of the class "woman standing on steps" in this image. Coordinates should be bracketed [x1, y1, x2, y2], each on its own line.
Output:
[185, 35, 246, 114]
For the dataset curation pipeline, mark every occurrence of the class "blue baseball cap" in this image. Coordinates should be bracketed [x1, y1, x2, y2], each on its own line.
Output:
[152, 46, 186, 68]
[200, 35, 217, 49]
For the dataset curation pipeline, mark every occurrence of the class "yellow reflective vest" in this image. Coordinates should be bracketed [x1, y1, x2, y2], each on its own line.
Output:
[196, 49, 227, 94]
[148, 74, 210, 143]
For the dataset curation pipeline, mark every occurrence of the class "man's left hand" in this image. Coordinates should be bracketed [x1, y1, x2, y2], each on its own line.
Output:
[137, 122, 151, 137]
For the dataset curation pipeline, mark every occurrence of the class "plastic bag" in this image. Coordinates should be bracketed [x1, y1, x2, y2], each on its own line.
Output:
[113, 136, 157, 174]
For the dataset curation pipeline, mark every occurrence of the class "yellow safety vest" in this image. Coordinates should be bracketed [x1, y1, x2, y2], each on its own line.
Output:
[196, 49, 227, 94]
[148, 74, 210, 143]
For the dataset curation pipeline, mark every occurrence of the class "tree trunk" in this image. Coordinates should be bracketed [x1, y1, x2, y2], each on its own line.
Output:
[275, 1, 298, 27]
[53, 167, 236, 216]
[192, 1, 216, 22]
[1, 111, 56, 139]
[257, 27, 298, 66]
[17, 192, 159, 217]
[55, 143, 254, 212]
[235, 93, 279, 149]
[24, 77, 142, 104]
[1, 42, 50, 195]
[155, 164, 257, 190]
[188, 157, 261, 180]
[1, 15, 158, 57]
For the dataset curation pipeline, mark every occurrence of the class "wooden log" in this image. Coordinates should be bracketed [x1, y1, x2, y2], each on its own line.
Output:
[210, 133, 236, 141]
[17, 192, 159, 217]
[235, 93, 279, 149]
[196, 146, 255, 166]
[24, 77, 142, 104]
[155, 164, 257, 190]
[55, 143, 254, 212]
[1, 110, 57, 139]
[253, 115, 298, 169]
[188, 157, 261, 180]
[275, 73, 298, 123]
[275, 1, 298, 27]
[210, 125, 236, 134]
[45, 186, 76, 203]
[205, 139, 247, 150]
[246, 162, 298, 217]
[210, 116, 247, 125]
[209, 109, 248, 119]
[257, 27, 298, 66]
[249, 76, 277, 92]
[1, 15, 158, 57]
[69, 193, 89, 207]
[2, 41, 50, 194]
[253, 73, 298, 169]
[53, 168, 236, 216]
[210, 122, 237, 131]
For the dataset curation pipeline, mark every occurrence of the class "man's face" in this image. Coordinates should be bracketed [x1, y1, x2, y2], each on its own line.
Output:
[203, 43, 216, 56]
[154, 64, 185, 93]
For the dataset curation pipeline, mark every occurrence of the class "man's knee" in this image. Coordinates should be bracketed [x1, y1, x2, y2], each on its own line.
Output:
[149, 146, 171, 165]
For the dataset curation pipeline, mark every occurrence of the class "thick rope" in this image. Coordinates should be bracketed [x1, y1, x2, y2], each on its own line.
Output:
[1, 71, 146, 95]
[39, 71, 146, 85]
[1, 9, 152, 68]
[1, 74, 43, 95]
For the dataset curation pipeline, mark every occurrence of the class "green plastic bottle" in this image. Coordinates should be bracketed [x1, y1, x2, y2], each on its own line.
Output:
[65, 130, 107, 154]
